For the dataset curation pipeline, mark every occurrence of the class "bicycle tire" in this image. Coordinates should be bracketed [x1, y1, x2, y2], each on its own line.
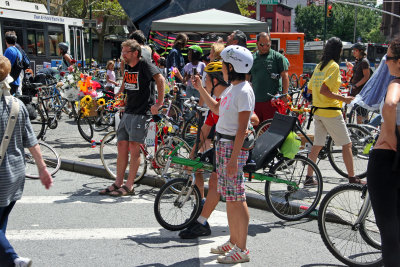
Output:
[161, 103, 182, 128]
[100, 131, 147, 183]
[265, 155, 323, 221]
[30, 104, 46, 140]
[77, 113, 94, 143]
[327, 124, 372, 178]
[318, 184, 382, 267]
[154, 178, 201, 231]
[255, 119, 273, 139]
[25, 141, 61, 179]
[92, 109, 113, 132]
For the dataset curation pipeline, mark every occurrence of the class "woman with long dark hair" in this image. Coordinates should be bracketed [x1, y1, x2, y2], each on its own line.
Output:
[306, 37, 363, 184]
[367, 37, 400, 267]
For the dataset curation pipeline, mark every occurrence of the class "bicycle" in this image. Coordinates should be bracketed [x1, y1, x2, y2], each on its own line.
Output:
[99, 113, 191, 183]
[25, 141, 61, 179]
[154, 113, 323, 231]
[318, 184, 382, 266]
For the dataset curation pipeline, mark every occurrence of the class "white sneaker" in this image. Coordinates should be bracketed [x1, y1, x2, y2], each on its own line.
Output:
[210, 240, 234, 255]
[14, 257, 32, 267]
[217, 245, 250, 264]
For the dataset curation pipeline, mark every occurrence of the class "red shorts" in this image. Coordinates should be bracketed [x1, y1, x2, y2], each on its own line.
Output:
[254, 101, 278, 123]
[205, 110, 219, 126]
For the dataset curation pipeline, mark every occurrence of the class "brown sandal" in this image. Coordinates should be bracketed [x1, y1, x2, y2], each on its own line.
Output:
[99, 183, 120, 195]
[109, 185, 135, 197]
[348, 176, 367, 185]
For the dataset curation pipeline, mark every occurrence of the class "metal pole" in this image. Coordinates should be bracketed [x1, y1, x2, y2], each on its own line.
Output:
[256, 0, 260, 21]
[47, 0, 50, 14]
[89, 4, 93, 68]
[353, 1, 358, 43]
[324, 0, 328, 45]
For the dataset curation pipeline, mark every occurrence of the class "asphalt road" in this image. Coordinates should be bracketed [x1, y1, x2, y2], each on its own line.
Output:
[6, 169, 345, 267]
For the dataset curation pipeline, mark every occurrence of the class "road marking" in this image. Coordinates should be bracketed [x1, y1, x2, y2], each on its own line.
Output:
[8, 227, 178, 240]
[18, 195, 154, 204]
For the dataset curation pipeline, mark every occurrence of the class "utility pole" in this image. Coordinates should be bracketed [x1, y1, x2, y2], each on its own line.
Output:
[323, 0, 328, 45]
[353, 0, 358, 43]
[89, 4, 93, 67]
[256, 0, 260, 20]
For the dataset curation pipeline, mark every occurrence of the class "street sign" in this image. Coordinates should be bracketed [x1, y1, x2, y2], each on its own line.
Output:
[84, 19, 96, 28]
[260, 0, 279, 4]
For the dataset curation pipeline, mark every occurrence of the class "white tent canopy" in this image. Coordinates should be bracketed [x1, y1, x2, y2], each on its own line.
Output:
[151, 9, 268, 34]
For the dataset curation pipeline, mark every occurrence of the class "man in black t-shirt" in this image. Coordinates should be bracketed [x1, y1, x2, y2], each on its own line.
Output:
[100, 39, 165, 197]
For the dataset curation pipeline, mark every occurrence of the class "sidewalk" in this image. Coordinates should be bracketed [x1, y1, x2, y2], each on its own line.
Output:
[42, 116, 353, 213]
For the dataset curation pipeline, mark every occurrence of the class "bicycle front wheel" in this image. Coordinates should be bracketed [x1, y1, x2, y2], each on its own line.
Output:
[99, 131, 147, 183]
[318, 184, 382, 267]
[25, 141, 61, 179]
[327, 124, 372, 178]
[154, 178, 201, 231]
[265, 155, 323, 221]
[30, 105, 46, 140]
[77, 113, 94, 143]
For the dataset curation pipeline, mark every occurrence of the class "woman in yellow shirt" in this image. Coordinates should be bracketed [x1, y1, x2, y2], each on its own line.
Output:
[305, 37, 364, 185]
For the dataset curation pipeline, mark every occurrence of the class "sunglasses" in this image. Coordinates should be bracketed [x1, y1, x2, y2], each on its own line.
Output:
[258, 43, 271, 47]
[386, 56, 400, 61]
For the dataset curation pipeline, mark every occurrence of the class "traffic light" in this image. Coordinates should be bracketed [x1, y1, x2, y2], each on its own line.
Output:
[327, 4, 333, 17]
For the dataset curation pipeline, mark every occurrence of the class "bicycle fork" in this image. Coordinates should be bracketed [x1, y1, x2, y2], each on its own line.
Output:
[353, 187, 372, 230]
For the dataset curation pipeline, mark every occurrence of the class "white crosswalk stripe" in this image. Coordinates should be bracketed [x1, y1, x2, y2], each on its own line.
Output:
[8, 194, 242, 266]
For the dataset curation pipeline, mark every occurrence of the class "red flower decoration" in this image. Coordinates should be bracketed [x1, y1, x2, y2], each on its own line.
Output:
[71, 59, 77, 64]
[60, 71, 66, 77]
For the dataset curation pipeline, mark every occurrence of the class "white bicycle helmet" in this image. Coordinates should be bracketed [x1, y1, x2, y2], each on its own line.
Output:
[221, 45, 253, 73]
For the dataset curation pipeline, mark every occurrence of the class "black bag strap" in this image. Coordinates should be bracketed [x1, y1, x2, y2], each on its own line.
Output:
[307, 106, 342, 130]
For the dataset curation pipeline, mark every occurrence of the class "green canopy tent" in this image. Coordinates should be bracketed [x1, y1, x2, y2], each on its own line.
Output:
[151, 9, 268, 35]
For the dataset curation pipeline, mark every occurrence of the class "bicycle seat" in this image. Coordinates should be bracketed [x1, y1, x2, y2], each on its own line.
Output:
[246, 113, 297, 171]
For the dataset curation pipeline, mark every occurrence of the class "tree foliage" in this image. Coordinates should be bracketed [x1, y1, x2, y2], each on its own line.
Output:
[295, 3, 385, 43]
[236, 0, 256, 17]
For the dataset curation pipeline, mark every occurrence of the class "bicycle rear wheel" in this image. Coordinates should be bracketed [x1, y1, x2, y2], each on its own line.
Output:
[99, 131, 147, 183]
[154, 178, 201, 231]
[255, 119, 272, 139]
[327, 124, 372, 178]
[318, 184, 382, 267]
[265, 155, 323, 221]
[30, 105, 46, 140]
[25, 141, 61, 179]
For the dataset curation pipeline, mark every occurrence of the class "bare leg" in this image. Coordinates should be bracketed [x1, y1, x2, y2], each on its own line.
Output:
[342, 142, 354, 177]
[200, 172, 220, 218]
[307, 145, 323, 176]
[195, 172, 205, 199]
[226, 201, 249, 251]
[124, 141, 142, 189]
[115, 140, 129, 186]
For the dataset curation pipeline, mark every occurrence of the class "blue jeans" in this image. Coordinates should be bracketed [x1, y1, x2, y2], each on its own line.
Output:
[0, 201, 18, 267]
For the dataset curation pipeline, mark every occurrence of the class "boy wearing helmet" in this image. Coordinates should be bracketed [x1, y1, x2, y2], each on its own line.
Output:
[58, 42, 73, 71]
[349, 42, 371, 123]
[183, 45, 205, 98]
[192, 45, 255, 264]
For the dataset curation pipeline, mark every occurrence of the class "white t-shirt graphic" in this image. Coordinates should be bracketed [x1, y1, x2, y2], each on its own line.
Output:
[216, 81, 255, 136]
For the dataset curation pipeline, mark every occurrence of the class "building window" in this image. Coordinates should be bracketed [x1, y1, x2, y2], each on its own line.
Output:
[283, 21, 285, 32]
[266, 5, 273, 12]
[277, 19, 279, 31]
[267, 18, 273, 31]
[288, 21, 291, 32]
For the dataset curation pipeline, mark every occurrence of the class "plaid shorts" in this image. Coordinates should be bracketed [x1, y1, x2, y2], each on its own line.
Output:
[216, 140, 249, 202]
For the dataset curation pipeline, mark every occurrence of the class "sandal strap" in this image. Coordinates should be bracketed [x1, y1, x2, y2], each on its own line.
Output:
[121, 185, 133, 193]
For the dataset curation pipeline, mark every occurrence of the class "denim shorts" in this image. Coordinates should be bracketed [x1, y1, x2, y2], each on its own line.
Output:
[117, 113, 151, 143]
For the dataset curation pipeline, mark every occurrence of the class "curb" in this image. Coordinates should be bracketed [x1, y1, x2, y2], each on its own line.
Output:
[59, 159, 270, 211]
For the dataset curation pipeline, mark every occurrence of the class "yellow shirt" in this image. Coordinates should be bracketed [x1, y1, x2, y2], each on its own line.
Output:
[309, 60, 342, 117]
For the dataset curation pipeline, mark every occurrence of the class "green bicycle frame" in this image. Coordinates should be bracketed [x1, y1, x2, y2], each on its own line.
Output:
[164, 141, 299, 189]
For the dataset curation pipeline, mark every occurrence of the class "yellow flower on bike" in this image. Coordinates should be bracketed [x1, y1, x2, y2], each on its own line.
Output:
[81, 95, 92, 105]
[97, 98, 106, 106]
[81, 106, 90, 117]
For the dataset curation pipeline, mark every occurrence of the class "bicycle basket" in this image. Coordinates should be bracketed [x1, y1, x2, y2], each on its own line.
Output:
[280, 131, 301, 159]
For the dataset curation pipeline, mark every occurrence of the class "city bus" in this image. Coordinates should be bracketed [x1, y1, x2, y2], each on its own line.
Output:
[304, 40, 388, 70]
[0, 0, 85, 73]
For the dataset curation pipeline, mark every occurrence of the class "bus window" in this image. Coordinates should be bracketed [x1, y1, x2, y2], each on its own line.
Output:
[27, 31, 36, 55]
[48, 24, 64, 56]
[36, 32, 45, 56]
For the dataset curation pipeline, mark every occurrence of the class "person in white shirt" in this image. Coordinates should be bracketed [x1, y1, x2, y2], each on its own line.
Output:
[192, 45, 255, 264]
[105, 60, 118, 92]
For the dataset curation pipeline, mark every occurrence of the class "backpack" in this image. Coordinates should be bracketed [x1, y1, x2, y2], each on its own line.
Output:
[16, 45, 30, 70]
[9, 47, 23, 81]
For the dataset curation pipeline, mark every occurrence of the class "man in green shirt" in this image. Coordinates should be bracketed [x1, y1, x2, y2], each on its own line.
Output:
[248, 32, 289, 122]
